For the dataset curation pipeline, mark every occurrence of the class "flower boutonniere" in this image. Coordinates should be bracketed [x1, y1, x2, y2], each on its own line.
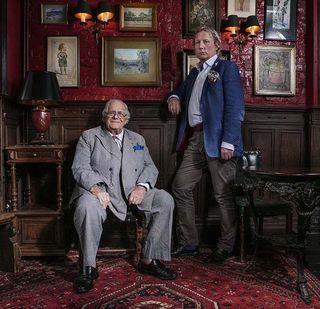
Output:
[207, 69, 220, 83]
[133, 143, 144, 151]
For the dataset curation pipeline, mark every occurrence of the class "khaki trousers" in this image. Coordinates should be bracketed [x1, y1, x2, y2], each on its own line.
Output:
[172, 130, 237, 252]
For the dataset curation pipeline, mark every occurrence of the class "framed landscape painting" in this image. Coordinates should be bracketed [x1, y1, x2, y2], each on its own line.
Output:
[47, 36, 79, 87]
[41, 4, 68, 24]
[119, 4, 157, 31]
[183, 0, 220, 37]
[254, 45, 296, 96]
[102, 37, 161, 86]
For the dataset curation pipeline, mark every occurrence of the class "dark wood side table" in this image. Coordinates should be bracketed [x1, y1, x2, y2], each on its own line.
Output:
[5, 145, 69, 256]
[0, 212, 19, 272]
[241, 167, 320, 304]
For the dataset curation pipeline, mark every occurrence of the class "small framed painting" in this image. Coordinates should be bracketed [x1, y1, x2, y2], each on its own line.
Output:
[41, 4, 68, 25]
[102, 37, 161, 86]
[119, 4, 157, 32]
[47, 36, 79, 87]
[254, 45, 296, 96]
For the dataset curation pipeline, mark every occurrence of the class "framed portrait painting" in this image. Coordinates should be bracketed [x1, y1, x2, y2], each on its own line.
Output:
[254, 45, 296, 96]
[227, 0, 256, 18]
[119, 4, 157, 31]
[41, 4, 68, 24]
[183, 0, 220, 38]
[47, 36, 79, 87]
[102, 37, 161, 86]
[264, 0, 297, 41]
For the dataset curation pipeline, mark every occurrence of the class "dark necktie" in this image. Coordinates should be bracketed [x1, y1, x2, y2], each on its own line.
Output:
[112, 135, 122, 150]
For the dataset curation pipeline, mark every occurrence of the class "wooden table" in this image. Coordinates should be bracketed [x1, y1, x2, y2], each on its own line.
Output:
[241, 167, 320, 304]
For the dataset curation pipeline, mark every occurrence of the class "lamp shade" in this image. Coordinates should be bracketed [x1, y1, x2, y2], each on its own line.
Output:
[74, 0, 93, 23]
[19, 71, 62, 106]
[245, 15, 260, 37]
[225, 15, 240, 36]
[96, 1, 114, 23]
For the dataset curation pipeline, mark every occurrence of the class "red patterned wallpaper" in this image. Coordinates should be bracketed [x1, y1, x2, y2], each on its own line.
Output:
[26, 0, 307, 107]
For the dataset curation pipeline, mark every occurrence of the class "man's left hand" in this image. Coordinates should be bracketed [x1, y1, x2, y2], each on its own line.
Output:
[128, 186, 146, 205]
[221, 147, 234, 160]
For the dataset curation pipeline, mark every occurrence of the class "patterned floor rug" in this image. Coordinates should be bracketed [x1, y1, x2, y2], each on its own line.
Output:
[0, 251, 319, 308]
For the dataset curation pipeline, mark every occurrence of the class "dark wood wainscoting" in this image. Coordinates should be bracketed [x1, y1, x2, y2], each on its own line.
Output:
[2, 101, 320, 274]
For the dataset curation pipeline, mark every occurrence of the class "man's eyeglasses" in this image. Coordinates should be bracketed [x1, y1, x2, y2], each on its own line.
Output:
[106, 111, 127, 118]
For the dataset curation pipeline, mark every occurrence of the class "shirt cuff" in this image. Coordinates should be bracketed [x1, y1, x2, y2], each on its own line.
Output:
[221, 142, 234, 151]
[137, 183, 150, 191]
[167, 95, 180, 104]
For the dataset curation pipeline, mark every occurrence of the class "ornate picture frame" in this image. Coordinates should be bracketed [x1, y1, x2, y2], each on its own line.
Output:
[264, 0, 297, 41]
[183, 0, 220, 38]
[102, 37, 161, 86]
[47, 36, 79, 87]
[119, 4, 157, 31]
[41, 4, 68, 25]
[254, 45, 296, 96]
[227, 0, 256, 18]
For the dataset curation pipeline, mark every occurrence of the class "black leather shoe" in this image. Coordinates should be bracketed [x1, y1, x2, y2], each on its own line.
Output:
[171, 245, 199, 257]
[139, 259, 177, 280]
[73, 266, 99, 293]
[205, 248, 231, 264]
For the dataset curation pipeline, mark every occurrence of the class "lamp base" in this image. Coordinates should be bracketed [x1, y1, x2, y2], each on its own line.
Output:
[29, 138, 54, 145]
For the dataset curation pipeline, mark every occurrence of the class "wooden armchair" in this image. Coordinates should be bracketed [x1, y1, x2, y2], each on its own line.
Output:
[234, 149, 293, 263]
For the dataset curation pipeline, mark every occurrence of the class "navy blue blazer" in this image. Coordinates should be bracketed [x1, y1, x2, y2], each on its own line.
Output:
[170, 58, 245, 158]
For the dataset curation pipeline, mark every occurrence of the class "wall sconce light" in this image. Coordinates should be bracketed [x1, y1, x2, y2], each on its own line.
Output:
[222, 15, 260, 54]
[74, 0, 114, 43]
[19, 71, 62, 145]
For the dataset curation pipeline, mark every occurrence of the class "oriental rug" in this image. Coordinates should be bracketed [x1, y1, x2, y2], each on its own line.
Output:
[0, 251, 319, 308]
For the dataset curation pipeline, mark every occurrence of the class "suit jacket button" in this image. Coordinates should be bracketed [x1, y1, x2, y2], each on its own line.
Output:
[109, 168, 112, 171]
[135, 169, 137, 171]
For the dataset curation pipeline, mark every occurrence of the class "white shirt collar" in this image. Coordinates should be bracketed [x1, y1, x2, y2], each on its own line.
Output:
[108, 130, 124, 141]
[197, 54, 218, 71]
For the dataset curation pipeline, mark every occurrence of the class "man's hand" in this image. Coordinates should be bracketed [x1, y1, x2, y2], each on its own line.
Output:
[128, 186, 146, 205]
[90, 184, 110, 209]
[221, 147, 234, 160]
[168, 97, 182, 115]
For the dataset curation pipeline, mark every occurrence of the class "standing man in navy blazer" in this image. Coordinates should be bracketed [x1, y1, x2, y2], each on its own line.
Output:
[70, 99, 176, 293]
[168, 26, 244, 263]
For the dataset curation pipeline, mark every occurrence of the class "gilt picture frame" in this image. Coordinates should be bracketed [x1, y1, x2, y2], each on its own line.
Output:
[264, 0, 297, 41]
[119, 4, 157, 31]
[41, 4, 68, 25]
[183, 0, 220, 38]
[47, 36, 79, 87]
[227, 0, 256, 18]
[254, 45, 296, 96]
[102, 37, 161, 86]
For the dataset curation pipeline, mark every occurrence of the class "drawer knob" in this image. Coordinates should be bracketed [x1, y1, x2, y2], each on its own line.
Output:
[32, 153, 37, 157]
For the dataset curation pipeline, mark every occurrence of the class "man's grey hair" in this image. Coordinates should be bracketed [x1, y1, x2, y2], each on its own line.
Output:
[102, 99, 131, 121]
[194, 26, 221, 52]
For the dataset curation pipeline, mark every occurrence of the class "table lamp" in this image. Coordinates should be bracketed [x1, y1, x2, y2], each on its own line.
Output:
[19, 71, 62, 144]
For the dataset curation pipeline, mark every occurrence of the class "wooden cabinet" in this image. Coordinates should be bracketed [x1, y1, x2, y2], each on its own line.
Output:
[5, 145, 68, 256]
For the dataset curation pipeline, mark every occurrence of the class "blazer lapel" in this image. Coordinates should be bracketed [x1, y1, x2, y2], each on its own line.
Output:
[97, 126, 122, 160]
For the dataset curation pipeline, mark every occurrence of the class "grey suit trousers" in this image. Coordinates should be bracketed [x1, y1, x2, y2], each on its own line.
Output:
[172, 130, 237, 253]
[74, 188, 174, 270]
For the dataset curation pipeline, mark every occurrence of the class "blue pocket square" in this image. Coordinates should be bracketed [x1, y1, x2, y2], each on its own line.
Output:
[133, 143, 144, 151]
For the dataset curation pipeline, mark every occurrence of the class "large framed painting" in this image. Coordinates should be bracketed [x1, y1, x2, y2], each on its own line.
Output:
[183, 0, 220, 38]
[47, 36, 79, 87]
[119, 4, 157, 31]
[227, 0, 256, 18]
[102, 37, 161, 86]
[254, 45, 296, 96]
[264, 0, 297, 41]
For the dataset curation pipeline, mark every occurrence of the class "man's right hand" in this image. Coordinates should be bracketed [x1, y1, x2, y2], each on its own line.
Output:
[168, 97, 182, 115]
[90, 184, 110, 209]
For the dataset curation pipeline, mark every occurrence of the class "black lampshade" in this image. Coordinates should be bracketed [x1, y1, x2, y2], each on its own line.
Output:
[74, 0, 93, 23]
[245, 15, 260, 37]
[19, 71, 62, 106]
[225, 15, 240, 36]
[96, 1, 114, 22]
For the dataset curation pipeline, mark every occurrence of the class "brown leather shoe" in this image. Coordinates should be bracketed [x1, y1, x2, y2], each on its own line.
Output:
[139, 259, 177, 280]
[73, 266, 99, 293]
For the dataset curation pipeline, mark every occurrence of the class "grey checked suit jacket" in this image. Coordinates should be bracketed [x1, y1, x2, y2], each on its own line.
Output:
[69, 125, 159, 221]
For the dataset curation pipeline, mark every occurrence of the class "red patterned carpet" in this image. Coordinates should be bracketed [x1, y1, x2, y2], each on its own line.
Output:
[0, 251, 320, 308]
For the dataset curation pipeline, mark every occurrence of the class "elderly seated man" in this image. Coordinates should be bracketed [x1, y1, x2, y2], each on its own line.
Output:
[70, 99, 177, 293]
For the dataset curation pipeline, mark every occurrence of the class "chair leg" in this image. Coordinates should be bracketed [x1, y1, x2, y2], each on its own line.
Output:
[134, 216, 144, 267]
